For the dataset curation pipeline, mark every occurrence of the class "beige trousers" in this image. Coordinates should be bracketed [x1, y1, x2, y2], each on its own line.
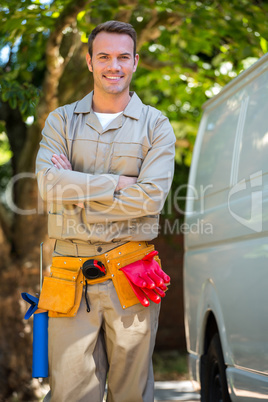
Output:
[46, 242, 160, 402]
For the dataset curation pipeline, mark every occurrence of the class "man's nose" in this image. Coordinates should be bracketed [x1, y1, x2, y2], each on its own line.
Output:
[108, 58, 121, 70]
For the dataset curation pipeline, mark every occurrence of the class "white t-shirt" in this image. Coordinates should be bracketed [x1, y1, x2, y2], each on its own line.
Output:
[94, 111, 123, 130]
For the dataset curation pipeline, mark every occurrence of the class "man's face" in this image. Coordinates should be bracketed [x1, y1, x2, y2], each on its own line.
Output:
[86, 32, 139, 96]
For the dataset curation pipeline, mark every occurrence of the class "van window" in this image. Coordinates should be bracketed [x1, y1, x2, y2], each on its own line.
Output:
[194, 98, 240, 201]
[238, 71, 268, 181]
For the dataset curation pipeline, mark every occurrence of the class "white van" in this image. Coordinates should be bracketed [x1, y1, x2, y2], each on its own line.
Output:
[183, 53, 268, 402]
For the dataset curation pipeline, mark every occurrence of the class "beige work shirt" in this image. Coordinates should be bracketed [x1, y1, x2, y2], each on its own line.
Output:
[36, 91, 175, 245]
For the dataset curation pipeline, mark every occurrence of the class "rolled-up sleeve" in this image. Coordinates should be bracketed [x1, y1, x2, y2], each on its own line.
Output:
[36, 108, 119, 204]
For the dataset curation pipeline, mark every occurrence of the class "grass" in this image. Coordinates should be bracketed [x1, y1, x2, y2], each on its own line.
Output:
[152, 350, 189, 381]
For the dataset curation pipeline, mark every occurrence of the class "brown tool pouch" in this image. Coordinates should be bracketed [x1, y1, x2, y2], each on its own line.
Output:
[38, 260, 84, 318]
[38, 241, 160, 317]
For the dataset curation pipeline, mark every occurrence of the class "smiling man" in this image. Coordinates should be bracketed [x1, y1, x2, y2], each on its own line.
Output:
[36, 21, 176, 402]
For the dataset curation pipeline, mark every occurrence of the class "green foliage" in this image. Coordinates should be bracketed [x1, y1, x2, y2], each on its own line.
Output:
[129, 0, 268, 165]
[1, 79, 40, 121]
[0, 130, 12, 192]
[0, 131, 12, 165]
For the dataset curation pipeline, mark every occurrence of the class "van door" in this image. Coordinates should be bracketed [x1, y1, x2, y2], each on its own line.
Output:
[225, 67, 268, 375]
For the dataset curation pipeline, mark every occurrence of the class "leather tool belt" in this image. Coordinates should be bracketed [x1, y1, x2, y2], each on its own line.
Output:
[38, 241, 161, 317]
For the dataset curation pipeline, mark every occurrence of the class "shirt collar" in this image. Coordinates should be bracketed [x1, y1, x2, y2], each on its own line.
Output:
[74, 92, 94, 114]
[74, 91, 143, 120]
[123, 92, 143, 120]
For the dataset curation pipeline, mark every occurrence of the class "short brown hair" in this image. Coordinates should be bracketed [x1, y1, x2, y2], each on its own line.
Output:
[88, 20, 137, 58]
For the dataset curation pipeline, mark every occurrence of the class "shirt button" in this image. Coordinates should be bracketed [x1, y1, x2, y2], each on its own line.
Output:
[97, 246, 102, 253]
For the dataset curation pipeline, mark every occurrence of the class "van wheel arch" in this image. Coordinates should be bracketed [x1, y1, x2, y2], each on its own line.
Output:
[200, 313, 231, 402]
[203, 312, 219, 354]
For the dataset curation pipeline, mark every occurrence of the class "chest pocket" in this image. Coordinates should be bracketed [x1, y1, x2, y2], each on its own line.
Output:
[109, 143, 148, 176]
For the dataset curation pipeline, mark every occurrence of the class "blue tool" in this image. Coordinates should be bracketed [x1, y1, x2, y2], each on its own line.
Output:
[21, 242, 48, 378]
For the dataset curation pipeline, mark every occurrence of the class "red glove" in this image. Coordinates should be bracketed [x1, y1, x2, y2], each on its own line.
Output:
[121, 251, 170, 307]
[128, 282, 167, 307]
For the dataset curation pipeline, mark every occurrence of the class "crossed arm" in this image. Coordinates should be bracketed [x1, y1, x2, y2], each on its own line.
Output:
[51, 153, 137, 194]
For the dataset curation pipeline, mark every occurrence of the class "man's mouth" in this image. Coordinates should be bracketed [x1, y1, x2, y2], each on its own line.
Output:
[103, 75, 123, 81]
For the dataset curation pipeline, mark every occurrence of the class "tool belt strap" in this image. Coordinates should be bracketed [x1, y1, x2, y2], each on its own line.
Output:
[53, 241, 152, 283]
[54, 239, 127, 257]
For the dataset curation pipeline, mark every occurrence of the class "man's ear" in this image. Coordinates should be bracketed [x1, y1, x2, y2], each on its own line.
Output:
[133, 53, 139, 73]
[86, 53, 93, 72]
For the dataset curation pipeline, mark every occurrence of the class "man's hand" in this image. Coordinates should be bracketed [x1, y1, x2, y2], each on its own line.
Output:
[115, 175, 137, 192]
[51, 154, 72, 170]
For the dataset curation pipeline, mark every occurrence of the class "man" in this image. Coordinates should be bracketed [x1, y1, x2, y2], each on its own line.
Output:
[36, 20, 175, 402]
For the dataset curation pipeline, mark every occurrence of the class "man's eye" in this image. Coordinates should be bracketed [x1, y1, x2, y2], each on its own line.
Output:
[100, 56, 108, 59]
